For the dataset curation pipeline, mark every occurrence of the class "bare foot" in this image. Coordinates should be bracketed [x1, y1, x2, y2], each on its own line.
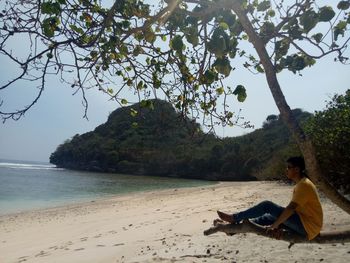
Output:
[217, 211, 235, 223]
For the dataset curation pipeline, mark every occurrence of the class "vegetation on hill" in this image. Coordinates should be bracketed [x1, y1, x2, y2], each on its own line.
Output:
[222, 109, 311, 181]
[305, 90, 350, 194]
[50, 99, 310, 181]
[50, 100, 217, 179]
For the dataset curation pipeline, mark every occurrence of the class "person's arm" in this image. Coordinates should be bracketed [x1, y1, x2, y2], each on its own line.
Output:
[271, 202, 298, 229]
[270, 201, 298, 229]
[265, 201, 298, 239]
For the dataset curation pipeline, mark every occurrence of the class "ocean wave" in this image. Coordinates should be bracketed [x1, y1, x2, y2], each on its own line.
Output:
[0, 162, 64, 170]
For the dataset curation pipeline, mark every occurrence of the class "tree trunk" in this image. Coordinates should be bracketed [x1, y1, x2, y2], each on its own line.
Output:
[230, 2, 350, 214]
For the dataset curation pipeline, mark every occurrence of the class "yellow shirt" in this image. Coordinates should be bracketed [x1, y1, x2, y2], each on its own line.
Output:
[291, 177, 323, 240]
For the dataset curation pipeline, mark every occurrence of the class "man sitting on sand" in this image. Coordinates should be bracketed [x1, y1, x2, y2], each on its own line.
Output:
[217, 156, 323, 240]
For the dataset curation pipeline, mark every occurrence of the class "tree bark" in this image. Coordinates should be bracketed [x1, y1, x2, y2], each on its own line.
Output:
[204, 220, 350, 246]
[230, 2, 350, 214]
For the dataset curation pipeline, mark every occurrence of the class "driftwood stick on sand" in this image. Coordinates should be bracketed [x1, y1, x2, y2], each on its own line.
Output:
[204, 219, 350, 247]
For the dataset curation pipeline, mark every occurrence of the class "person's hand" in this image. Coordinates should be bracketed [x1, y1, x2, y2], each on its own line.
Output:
[266, 225, 283, 239]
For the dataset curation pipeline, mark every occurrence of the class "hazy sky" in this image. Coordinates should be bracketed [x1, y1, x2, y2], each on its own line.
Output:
[0, 2, 349, 163]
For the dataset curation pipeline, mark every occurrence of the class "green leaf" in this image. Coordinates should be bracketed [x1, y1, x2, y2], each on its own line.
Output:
[201, 69, 218, 85]
[121, 99, 128, 105]
[42, 17, 59, 38]
[336, 20, 347, 30]
[260, 22, 275, 38]
[219, 22, 229, 30]
[337, 1, 350, 10]
[121, 20, 131, 29]
[208, 35, 227, 56]
[126, 79, 133, 86]
[300, 10, 318, 33]
[318, 6, 335, 22]
[90, 50, 98, 59]
[137, 81, 144, 90]
[257, 0, 271, 12]
[275, 39, 290, 60]
[41, 2, 51, 14]
[216, 87, 225, 95]
[130, 108, 138, 117]
[219, 10, 236, 27]
[41, 2, 61, 15]
[144, 28, 156, 43]
[152, 72, 161, 88]
[287, 20, 303, 39]
[312, 33, 323, 43]
[70, 24, 84, 35]
[170, 35, 184, 52]
[268, 9, 276, 17]
[256, 64, 264, 73]
[208, 28, 229, 57]
[334, 21, 347, 40]
[304, 56, 316, 67]
[233, 85, 247, 102]
[291, 55, 306, 72]
[134, 32, 144, 41]
[185, 26, 199, 46]
[119, 44, 129, 55]
[133, 45, 144, 56]
[213, 57, 232, 77]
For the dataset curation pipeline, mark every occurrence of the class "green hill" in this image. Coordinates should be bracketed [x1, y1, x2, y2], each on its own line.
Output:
[50, 99, 311, 181]
[228, 109, 311, 181]
[50, 99, 217, 178]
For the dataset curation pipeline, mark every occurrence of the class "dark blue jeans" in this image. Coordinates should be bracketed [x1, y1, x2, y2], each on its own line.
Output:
[233, 200, 307, 237]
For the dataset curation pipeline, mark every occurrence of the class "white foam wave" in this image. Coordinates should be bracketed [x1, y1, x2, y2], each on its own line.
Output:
[0, 162, 63, 170]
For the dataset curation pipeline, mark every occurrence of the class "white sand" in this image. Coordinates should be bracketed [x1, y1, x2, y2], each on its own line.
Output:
[1, 181, 349, 263]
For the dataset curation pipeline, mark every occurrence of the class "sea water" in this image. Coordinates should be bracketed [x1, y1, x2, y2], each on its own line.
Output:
[0, 159, 215, 215]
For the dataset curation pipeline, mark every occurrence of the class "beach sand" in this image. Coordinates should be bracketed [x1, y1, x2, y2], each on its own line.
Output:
[1, 181, 349, 263]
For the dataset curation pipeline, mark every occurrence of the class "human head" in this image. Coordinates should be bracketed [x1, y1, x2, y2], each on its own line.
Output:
[286, 156, 307, 179]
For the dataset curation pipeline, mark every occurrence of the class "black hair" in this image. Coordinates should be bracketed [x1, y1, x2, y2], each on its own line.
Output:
[287, 156, 307, 177]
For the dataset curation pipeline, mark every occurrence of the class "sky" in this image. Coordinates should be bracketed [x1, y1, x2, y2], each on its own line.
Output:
[0, 2, 349, 163]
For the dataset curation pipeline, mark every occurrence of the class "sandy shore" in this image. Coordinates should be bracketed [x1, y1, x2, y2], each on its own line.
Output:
[1, 181, 349, 263]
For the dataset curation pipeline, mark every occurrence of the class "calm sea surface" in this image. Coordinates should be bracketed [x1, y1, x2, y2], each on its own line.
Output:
[0, 159, 215, 215]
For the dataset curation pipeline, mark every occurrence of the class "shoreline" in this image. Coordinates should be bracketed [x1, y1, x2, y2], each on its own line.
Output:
[1, 181, 349, 263]
[0, 168, 217, 216]
[0, 180, 219, 218]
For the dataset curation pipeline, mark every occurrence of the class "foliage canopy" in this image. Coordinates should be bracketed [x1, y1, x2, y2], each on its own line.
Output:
[0, 0, 349, 127]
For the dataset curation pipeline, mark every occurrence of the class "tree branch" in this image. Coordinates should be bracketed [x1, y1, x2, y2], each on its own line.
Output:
[0, 57, 50, 122]
[204, 220, 350, 248]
